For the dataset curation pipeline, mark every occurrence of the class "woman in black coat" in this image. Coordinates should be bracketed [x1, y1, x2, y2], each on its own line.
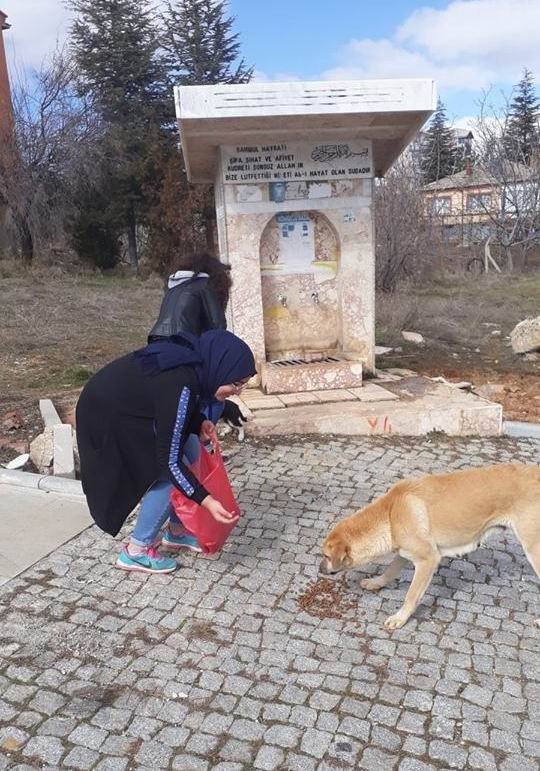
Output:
[149, 253, 244, 437]
[147, 253, 245, 552]
[148, 253, 231, 342]
[76, 330, 256, 574]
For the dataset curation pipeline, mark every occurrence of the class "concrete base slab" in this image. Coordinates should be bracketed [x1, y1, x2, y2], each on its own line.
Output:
[0, 474, 91, 582]
[240, 376, 502, 437]
[350, 383, 400, 402]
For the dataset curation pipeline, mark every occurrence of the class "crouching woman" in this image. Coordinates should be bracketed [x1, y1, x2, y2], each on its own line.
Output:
[76, 330, 255, 574]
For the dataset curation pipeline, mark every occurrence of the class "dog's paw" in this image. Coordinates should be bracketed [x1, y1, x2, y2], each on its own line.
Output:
[383, 611, 408, 631]
[361, 577, 385, 591]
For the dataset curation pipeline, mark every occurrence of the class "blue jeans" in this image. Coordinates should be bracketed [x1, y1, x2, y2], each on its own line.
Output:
[131, 403, 224, 546]
[131, 480, 177, 547]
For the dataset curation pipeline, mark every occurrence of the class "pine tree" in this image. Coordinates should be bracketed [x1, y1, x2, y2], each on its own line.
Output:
[420, 99, 459, 184]
[146, 0, 253, 268]
[68, 0, 168, 267]
[162, 0, 252, 86]
[504, 69, 539, 165]
[69, 0, 166, 123]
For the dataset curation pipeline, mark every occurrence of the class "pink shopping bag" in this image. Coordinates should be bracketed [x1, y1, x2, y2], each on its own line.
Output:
[170, 442, 240, 554]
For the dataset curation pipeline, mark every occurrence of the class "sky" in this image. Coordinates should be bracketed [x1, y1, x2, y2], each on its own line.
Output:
[2, 0, 540, 127]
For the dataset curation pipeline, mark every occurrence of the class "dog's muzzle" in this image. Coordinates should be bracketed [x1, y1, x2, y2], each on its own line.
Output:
[319, 558, 339, 575]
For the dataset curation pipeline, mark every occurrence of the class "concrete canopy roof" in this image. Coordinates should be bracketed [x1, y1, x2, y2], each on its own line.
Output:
[174, 78, 436, 183]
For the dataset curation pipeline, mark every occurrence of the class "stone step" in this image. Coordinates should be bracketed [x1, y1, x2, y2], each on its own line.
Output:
[261, 357, 363, 394]
[241, 377, 502, 437]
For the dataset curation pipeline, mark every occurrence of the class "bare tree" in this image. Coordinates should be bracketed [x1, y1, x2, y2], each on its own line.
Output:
[467, 93, 540, 271]
[0, 48, 99, 264]
[374, 158, 432, 292]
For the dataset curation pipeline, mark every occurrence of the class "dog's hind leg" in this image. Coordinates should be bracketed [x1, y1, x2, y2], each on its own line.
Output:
[361, 554, 408, 591]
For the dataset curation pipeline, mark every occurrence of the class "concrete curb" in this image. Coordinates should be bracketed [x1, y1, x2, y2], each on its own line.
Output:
[0, 469, 84, 497]
[39, 398, 63, 428]
[53, 424, 75, 479]
[503, 420, 540, 439]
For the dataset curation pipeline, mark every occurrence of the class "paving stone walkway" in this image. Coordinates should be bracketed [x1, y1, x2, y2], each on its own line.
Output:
[0, 435, 539, 771]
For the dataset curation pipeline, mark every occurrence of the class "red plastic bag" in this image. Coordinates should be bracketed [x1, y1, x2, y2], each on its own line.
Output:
[170, 442, 240, 554]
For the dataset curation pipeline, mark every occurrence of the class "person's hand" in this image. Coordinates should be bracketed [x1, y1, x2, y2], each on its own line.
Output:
[200, 420, 218, 447]
[202, 495, 239, 524]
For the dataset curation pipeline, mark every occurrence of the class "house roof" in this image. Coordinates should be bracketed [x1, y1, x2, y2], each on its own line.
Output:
[0, 11, 10, 31]
[423, 162, 532, 192]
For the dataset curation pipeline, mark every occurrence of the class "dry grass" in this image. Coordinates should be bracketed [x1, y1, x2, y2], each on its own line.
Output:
[377, 274, 540, 357]
[0, 270, 163, 403]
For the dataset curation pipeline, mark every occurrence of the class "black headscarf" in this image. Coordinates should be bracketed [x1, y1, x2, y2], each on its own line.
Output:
[134, 330, 256, 401]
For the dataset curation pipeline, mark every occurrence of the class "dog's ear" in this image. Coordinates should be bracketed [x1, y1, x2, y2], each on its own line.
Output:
[339, 542, 352, 567]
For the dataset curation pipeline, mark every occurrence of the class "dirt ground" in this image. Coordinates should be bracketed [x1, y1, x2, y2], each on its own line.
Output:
[0, 268, 538, 463]
[376, 274, 540, 422]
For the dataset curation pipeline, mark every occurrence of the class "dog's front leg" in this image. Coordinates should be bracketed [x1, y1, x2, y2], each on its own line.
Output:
[384, 552, 440, 630]
[361, 554, 407, 591]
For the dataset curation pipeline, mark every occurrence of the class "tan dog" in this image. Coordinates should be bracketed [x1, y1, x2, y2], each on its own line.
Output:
[320, 464, 540, 630]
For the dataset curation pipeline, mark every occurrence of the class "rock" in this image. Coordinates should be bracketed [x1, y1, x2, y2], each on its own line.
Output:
[375, 346, 393, 355]
[402, 331, 424, 344]
[1, 410, 24, 432]
[524, 352, 539, 362]
[510, 316, 540, 354]
[5, 453, 30, 470]
[491, 329, 501, 336]
[30, 428, 54, 474]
